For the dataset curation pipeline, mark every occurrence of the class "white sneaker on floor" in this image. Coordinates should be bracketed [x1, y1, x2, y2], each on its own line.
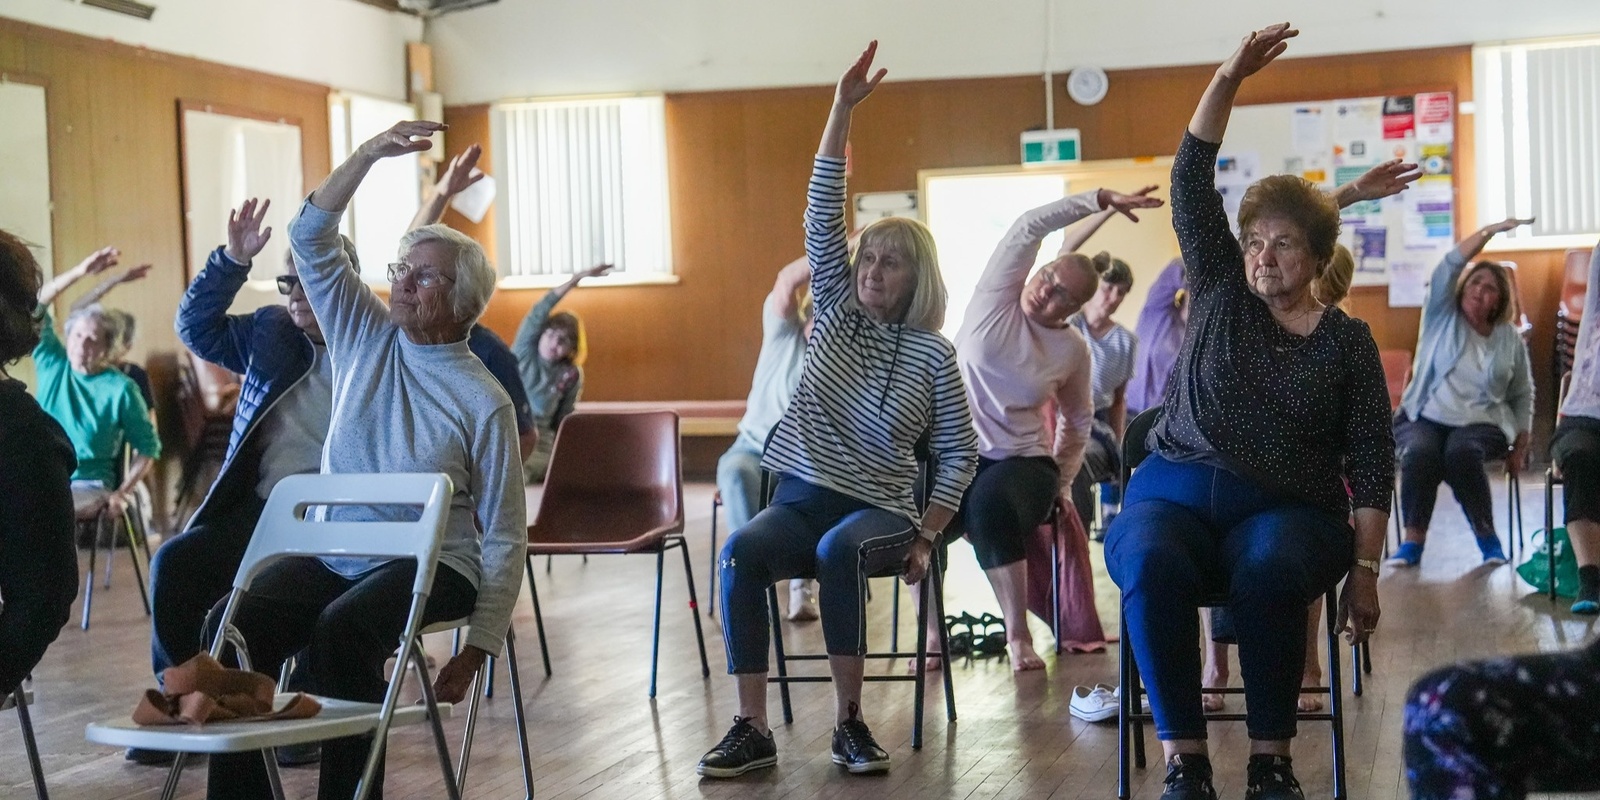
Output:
[1069, 685, 1118, 722]
[787, 580, 819, 622]
[1106, 683, 1150, 713]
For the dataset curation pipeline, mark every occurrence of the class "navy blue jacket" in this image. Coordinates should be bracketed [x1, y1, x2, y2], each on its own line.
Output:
[176, 246, 534, 532]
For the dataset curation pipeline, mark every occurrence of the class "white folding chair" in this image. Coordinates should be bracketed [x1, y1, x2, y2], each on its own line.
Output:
[85, 472, 462, 800]
[415, 620, 533, 799]
[5, 681, 48, 800]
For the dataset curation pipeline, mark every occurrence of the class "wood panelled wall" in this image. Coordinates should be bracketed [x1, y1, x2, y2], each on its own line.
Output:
[0, 16, 333, 361]
[449, 44, 1573, 451]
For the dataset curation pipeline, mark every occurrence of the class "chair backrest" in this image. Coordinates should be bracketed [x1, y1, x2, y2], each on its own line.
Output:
[1121, 407, 1163, 484]
[1378, 349, 1413, 411]
[535, 411, 682, 531]
[233, 473, 454, 597]
[1563, 248, 1592, 318]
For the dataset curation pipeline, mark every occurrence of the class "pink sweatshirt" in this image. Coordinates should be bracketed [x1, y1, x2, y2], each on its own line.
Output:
[954, 191, 1102, 490]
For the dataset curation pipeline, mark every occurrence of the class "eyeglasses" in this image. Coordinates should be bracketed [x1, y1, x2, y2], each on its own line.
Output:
[276, 275, 301, 296]
[387, 261, 455, 289]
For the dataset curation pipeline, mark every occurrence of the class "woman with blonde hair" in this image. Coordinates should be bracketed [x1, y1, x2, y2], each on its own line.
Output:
[1389, 218, 1535, 569]
[700, 41, 978, 779]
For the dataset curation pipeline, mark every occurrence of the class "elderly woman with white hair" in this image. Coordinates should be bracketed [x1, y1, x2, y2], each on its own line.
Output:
[202, 121, 526, 800]
[698, 42, 978, 780]
[32, 247, 161, 524]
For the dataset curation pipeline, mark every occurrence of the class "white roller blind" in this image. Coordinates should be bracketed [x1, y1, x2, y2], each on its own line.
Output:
[492, 95, 671, 281]
[1476, 38, 1600, 246]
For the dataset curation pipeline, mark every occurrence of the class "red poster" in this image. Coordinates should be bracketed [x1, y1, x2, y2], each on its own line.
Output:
[1416, 92, 1452, 126]
[1382, 95, 1415, 140]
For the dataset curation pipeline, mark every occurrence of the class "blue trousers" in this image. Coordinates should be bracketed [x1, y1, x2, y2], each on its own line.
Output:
[719, 476, 915, 672]
[1105, 454, 1351, 740]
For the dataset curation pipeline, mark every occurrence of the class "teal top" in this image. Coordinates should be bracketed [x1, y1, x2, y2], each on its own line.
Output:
[31, 307, 161, 484]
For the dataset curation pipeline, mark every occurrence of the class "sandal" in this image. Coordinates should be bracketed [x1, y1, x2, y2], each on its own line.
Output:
[943, 614, 973, 657]
[974, 613, 1007, 658]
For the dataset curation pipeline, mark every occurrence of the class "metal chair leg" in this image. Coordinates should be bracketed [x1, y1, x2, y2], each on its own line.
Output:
[483, 655, 495, 699]
[504, 631, 535, 800]
[524, 559, 553, 676]
[14, 688, 49, 800]
[890, 578, 900, 651]
[1542, 467, 1555, 601]
[123, 509, 152, 616]
[767, 584, 794, 724]
[1051, 535, 1062, 654]
[1117, 609, 1132, 800]
[932, 557, 956, 722]
[1326, 591, 1348, 800]
[649, 547, 666, 698]
[911, 565, 928, 750]
[452, 659, 486, 792]
[675, 537, 711, 678]
[708, 495, 720, 618]
[81, 526, 98, 631]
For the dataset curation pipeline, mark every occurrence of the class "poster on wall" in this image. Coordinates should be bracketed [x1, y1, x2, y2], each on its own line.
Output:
[1217, 92, 1456, 306]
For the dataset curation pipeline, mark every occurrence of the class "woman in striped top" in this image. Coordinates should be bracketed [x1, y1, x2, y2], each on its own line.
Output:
[699, 41, 978, 780]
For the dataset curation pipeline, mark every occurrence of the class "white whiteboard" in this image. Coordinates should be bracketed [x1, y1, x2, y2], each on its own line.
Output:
[182, 107, 304, 315]
[1221, 94, 1458, 302]
[919, 158, 1181, 340]
[0, 79, 52, 391]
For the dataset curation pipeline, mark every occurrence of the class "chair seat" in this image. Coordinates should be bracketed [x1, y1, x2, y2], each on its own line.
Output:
[528, 498, 683, 555]
[85, 694, 451, 754]
[1, 687, 32, 711]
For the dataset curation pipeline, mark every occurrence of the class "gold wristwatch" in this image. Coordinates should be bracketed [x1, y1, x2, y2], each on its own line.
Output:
[1353, 558, 1380, 576]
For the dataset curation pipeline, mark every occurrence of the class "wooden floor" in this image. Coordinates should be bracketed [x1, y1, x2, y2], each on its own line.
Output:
[4, 477, 1598, 799]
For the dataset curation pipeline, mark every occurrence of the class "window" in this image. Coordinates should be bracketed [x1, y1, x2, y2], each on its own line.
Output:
[1475, 37, 1600, 248]
[491, 95, 673, 286]
[329, 92, 422, 283]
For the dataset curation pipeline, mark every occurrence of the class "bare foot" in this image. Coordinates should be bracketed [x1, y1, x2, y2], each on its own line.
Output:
[1008, 639, 1046, 672]
[906, 656, 943, 673]
[1202, 666, 1228, 712]
[1298, 668, 1324, 712]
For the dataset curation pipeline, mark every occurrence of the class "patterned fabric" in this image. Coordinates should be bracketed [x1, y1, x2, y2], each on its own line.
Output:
[1405, 639, 1600, 799]
[760, 156, 977, 522]
[1154, 132, 1394, 516]
[1069, 314, 1139, 412]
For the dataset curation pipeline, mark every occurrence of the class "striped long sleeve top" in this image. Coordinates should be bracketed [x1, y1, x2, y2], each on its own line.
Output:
[760, 156, 979, 524]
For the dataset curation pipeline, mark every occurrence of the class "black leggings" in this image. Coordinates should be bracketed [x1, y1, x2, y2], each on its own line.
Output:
[1395, 413, 1507, 538]
[1552, 416, 1600, 524]
[947, 456, 1059, 569]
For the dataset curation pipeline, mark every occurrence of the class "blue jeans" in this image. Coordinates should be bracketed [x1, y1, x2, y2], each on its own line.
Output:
[719, 476, 915, 672]
[716, 442, 765, 532]
[1105, 453, 1352, 741]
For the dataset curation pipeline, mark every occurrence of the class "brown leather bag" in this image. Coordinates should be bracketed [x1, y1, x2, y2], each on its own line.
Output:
[132, 653, 320, 726]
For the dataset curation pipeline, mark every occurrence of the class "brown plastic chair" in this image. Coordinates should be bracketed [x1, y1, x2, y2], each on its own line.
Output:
[1377, 349, 1413, 412]
[523, 410, 710, 697]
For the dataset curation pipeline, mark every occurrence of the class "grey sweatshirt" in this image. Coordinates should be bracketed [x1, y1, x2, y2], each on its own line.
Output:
[289, 199, 526, 655]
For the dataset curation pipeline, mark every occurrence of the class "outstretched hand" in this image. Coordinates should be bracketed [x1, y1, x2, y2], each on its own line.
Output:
[74, 247, 120, 278]
[358, 120, 444, 161]
[1348, 159, 1422, 202]
[1485, 216, 1536, 236]
[437, 144, 486, 198]
[1219, 23, 1298, 82]
[836, 41, 887, 108]
[119, 263, 154, 284]
[225, 198, 273, 265]
[580, 263, 616, 280]
[1098, 185, 1164, 222]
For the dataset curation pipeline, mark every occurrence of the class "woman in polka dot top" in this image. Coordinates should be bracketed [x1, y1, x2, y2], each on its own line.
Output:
[1102, 23, 1395, 800]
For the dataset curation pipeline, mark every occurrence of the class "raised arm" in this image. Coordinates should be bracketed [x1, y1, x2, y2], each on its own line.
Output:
[1329, 159, 1422, 209]
[38, 247, 120, 307]
[177, 198, 274, 374]
[69, 263, 152, 312]
[409, 144, 486, 231]
[767, 254, 813, 321]
[294, 122, 440, 359]
[1455, 217, 1535, 262]
[1188, 23, 1297, 144]
[510, 263, 612, 361]
[984, 187, 1160, 298]
[808, 43, 886, 313]
[1057, 208, 1115, 258]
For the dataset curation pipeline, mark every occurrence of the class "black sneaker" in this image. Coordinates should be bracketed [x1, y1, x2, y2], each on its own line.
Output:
[1244, 754, 1305, 800]
[830, 704, 890, 774]
[697, 717, 777, 778]
[275, 741, 322, 767]
[1160, 753, 1217, 800]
